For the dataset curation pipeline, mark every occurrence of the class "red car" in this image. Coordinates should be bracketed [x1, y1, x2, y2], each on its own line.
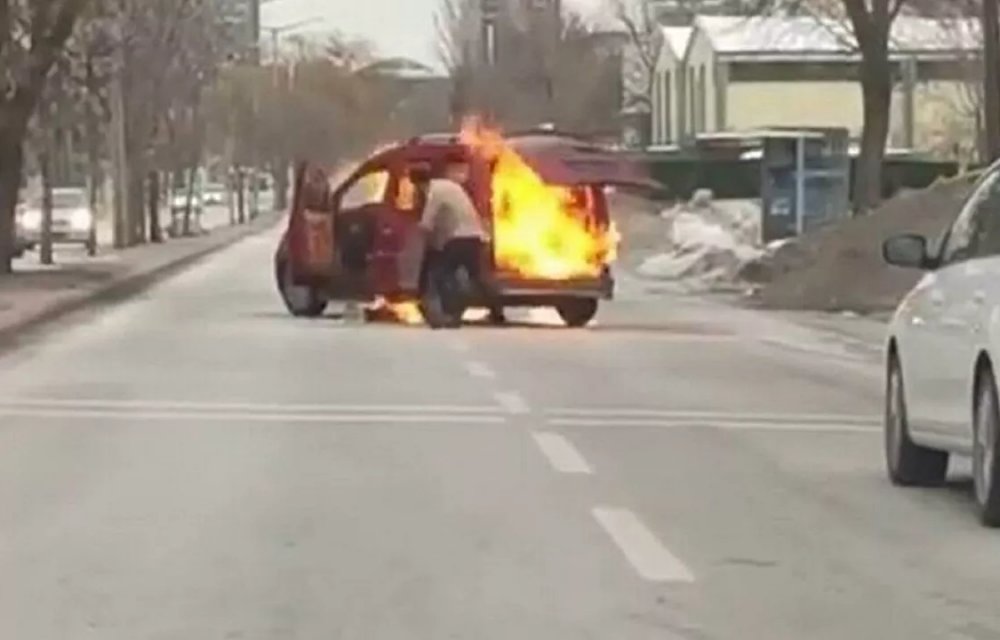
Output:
[274, 129, 655, 327]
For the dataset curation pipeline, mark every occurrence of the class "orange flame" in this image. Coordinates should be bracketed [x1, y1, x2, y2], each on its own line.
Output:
[369, 298, 424, 325]
[459, 119, 618, 280]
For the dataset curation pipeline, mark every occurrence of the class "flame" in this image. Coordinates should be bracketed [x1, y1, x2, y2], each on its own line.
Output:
[369, 298, 424, 325]
[387, 301, 423, 324]
[459, 118, 618, 280]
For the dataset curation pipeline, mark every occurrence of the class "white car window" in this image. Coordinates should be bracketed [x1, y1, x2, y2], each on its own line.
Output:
[339, 170, 388, 210]
[941, 170, 1000, 265]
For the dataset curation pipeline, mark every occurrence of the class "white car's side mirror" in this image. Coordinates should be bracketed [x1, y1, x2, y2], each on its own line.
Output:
[883, 234, 931, 270]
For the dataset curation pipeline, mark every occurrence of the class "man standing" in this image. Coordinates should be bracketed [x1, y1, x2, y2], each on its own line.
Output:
[415, 161, 503, 327]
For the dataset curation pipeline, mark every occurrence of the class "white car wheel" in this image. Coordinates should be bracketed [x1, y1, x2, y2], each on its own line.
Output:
[974, 370, 1000, 526]
[884, 354, 948, 487]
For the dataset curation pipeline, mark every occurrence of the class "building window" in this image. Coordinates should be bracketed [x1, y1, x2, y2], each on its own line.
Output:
[651, 73, 661, 144]
[663, 70, 672, 143]
[698, 65, 707, 133]
[688, 66, 696, 134]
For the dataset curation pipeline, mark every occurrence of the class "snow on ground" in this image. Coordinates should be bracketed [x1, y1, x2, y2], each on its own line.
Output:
[636, 191, 764, 292]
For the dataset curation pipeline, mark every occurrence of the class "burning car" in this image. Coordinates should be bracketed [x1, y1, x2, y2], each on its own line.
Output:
[274, 123, 657, 327]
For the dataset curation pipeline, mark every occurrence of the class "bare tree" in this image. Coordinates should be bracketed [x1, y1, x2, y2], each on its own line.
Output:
[613, 0, 664, 121]
[981, 0, 1000, 160]
[435, 0, 621, 132]
[0, 0, 93, 273]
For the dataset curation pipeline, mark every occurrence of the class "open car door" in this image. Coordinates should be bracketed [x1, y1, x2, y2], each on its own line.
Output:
[286, 161, 337, 287]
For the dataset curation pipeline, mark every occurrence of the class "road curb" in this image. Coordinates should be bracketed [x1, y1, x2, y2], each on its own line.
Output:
[0, 213, 284, 353]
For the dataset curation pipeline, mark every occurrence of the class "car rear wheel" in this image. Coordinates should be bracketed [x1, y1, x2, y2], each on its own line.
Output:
[555, 298, 598, 327]
[885, 355, 948, 487]
[974, 368, 1000, 526]
[275, 253, 327, 318]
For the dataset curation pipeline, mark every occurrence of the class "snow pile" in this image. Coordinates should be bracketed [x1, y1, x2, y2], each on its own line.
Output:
[637, 191, 764, 291]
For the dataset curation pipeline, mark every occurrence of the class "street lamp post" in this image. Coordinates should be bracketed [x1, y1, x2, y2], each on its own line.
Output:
[259, 17, 323, 212]
[481, 0, 499, 67]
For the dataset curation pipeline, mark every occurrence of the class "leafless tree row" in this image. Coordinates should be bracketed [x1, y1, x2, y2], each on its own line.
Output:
[436, 0, 625, 137]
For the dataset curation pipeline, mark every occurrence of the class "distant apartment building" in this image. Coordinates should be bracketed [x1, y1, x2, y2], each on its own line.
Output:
[644, 14, 980, 157]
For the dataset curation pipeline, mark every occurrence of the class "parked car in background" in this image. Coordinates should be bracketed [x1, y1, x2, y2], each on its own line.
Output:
[17, 187, 96, 256]
[203, 183, 226, 206]
[882, 159, 1000, 526]
[12, 200, 31, 258]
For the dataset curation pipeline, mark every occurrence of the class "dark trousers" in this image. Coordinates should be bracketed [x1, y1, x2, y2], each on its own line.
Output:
[437, 237, 484, 285]
[428, 237, 496, 317]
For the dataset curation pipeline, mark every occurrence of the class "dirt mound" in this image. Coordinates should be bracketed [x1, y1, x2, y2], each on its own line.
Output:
[746, 174, 979, 312]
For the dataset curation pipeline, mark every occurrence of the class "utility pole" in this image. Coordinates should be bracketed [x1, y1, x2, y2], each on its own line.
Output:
[983, 0, 1000, 161]
[259, 17, 321, 211]
[481, 0, 499, 67]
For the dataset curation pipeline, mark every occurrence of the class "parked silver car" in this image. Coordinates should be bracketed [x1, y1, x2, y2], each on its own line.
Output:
[17, 187, 97, 256]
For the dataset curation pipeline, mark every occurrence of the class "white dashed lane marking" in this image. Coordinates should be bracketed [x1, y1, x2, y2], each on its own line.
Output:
[494, 391, 530, 415]
[464, 361, 497, 379]
[592, 507, 695, 583]
[531, 431, 593, 474]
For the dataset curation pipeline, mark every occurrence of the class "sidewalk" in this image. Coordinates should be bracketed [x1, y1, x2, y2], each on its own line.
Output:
[0, 211, 283, 348]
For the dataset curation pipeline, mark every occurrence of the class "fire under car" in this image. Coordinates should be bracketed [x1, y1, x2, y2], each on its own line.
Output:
[274, 127, 658, 328]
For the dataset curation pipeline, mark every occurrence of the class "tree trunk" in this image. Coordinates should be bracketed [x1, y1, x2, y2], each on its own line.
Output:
[272, 164, 289, 212]
[0, 131, 25, 274]
[183, 165, 196, 235]
[853, 52, 893, 215]
[39, 148, 54, 266]
[984, 0, 1000, 162]
[126, 165, 146, 245]
[236, 169, 246, 224]
[148, 170, 162, 243]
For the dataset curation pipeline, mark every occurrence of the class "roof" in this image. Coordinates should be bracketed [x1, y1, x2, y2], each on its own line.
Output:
[695, 15, 979, 61]
[661, 26, 693, 58]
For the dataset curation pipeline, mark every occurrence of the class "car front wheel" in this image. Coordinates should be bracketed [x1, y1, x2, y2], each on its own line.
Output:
[275, 253, 328, 318]
[885, 354, 948, 487]
[974, 368, 1000, 526]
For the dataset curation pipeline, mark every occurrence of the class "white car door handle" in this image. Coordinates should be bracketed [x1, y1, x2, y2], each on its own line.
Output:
[974, 291, 987, 304]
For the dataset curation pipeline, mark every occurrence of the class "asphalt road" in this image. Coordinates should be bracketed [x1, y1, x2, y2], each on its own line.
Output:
[2, 226, 1000, 639]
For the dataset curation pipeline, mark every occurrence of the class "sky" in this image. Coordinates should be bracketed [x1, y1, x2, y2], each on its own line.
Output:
[261, 0, 610, 73]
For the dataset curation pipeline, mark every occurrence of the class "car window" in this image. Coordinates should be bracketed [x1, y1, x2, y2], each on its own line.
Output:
[394, 162, 431, 213]
[340, 170, 389, 209]
[31, 190, 87, 209]
[941, 170, 1000, 264]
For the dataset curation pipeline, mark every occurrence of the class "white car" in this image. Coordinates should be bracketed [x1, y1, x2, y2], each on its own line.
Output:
[203, 183, 226, 206]
[883, 164, 1000, 526]
[17, 187, 97, 256]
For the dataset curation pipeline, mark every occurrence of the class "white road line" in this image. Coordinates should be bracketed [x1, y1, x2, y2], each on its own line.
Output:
[494, 391, 530, 415]
[465, 361, 496, 379]
[592, 507, 694, 583]
[547, 408, 880, 426]
[531, 431, 593, 474]
[548, 417, 878, 433]
[0, 398, 500, 415]
[0, 407, 507, 424]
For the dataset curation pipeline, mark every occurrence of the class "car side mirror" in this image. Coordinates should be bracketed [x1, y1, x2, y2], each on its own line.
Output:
[882, 234, 931, 270]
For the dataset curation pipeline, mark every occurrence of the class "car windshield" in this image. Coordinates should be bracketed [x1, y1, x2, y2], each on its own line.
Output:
[31, 190, 86, 209]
